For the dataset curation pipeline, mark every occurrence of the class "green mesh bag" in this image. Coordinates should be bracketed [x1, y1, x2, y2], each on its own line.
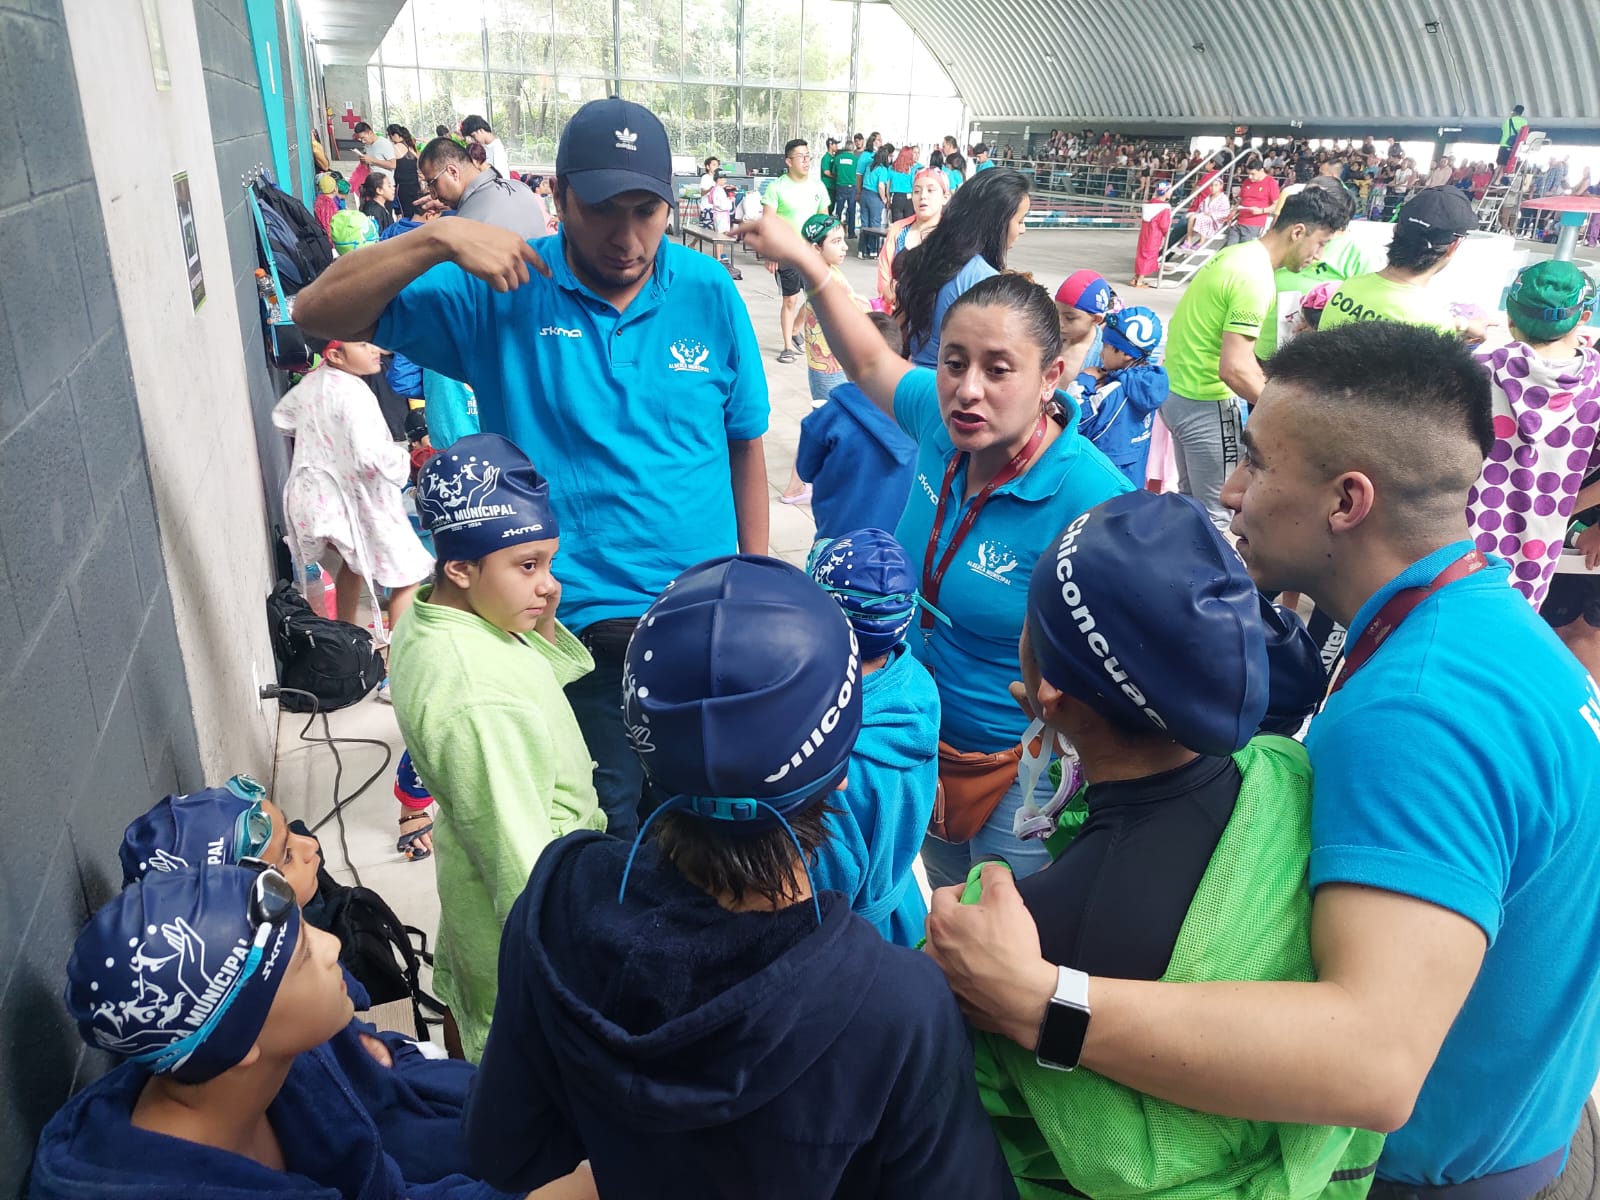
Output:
[973, 735, 1384, 1200]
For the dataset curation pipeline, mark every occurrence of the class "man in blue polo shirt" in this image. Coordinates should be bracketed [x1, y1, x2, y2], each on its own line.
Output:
[294, 98, 770, 841]
[927, 321, 1600, 1200]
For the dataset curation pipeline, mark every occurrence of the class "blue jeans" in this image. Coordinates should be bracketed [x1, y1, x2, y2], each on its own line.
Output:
[858, 192, 885, 255]
[834, 189, 857, 236]
[920, 767, 1055, 890]
[808, 367, 846, 407]
[563, 656, 642, 843]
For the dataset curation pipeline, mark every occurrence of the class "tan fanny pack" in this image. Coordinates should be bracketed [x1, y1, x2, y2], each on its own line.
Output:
[928, 741, 1025, 844]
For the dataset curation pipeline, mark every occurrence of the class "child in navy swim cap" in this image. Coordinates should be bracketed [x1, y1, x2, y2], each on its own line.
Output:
[806, 528, 940, 945]
[386, 433, 605, 1064]
[466, 554, 1014, 1199]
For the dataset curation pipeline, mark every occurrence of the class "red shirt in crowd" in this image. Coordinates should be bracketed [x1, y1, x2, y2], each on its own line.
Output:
[1237, 174, 1282, 227]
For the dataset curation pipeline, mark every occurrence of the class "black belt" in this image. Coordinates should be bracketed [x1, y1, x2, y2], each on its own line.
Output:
[1371, 1146, 1567, 1200]
[577, 618, 639, 665]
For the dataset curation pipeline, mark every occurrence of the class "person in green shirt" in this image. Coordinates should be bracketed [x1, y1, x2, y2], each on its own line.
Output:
[762, 138, 832, 363]
[1253, 225, 1387, 362]
[1161, 180, 1354, 528]
[1496, 104, 1528, 182]
[1321, 187, 1483, 340]
[820, 136, 839, 210]
[388, 433, 606, 1062]
[833, 132, 862, 236]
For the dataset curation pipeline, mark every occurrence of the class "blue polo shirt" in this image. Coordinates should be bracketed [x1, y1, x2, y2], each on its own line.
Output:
[1306, 542, 1600, 1185]
[376, 231, 769, 631]
[892, 368, 1130, 751]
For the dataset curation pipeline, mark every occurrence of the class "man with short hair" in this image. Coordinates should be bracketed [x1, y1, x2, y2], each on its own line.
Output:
[293, 98, 771, 844]
[1497, 103, 1529, 181]
[971, 143, 994, 172]
[833, 134, 863, 235]
[354, 121, 397, 177]
[928, 320, 1600, 1200]
[762, 137, 830, 364]
[417, 137, 548, 240]
[460, 114, 511, 179]
[1160, 182, 1354, 529]
[1222, 158, 1280, 246]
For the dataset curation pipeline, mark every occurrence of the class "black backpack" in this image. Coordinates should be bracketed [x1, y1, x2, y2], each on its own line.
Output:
[296, 826, 444, 1036]
[252, 177, 335, 293]
[266, 580, 384, 712]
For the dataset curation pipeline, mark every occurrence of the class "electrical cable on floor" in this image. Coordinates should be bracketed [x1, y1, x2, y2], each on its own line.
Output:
[262, 686, 393, 888]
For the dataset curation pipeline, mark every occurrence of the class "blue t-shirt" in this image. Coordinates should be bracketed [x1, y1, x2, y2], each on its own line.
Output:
[863, 165, 890, 196]
[377, 232, 769, 630]
[1307, 542, 1600, 1185]
[892, 369, 1131, 750]
[973, 159, 995, 172]
[908, 254, 1000, 368]
[888, 167, 915, 194]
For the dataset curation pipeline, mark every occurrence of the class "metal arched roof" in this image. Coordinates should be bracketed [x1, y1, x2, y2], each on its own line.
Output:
[892, 0, 1600, 131]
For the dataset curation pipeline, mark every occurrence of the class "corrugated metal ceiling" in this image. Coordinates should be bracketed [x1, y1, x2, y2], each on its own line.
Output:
[892, 0, 1599, 128]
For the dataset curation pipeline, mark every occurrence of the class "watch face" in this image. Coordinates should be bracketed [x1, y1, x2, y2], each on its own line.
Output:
[1037, 1000, 1091, 1072]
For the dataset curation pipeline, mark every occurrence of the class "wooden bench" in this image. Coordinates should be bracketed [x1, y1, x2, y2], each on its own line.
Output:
[681, 224, 736, 256]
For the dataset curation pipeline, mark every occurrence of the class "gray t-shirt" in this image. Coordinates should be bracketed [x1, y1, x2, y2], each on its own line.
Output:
[367, 137, 397, 177]
[455, 169, 549, 241]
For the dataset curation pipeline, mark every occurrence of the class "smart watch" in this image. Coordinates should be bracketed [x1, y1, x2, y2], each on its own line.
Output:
[1035, 966, 1091, 1071]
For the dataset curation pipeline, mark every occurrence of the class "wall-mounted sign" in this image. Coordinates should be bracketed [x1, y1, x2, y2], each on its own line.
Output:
[172, 172, 205, 311]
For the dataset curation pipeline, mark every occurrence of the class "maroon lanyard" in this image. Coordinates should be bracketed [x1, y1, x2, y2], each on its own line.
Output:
[1329, 550, 1487, 694]
[919, 416, 1048, 630]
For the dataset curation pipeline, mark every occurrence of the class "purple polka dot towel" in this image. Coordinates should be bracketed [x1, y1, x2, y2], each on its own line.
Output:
[1467, 342, 1600, 610]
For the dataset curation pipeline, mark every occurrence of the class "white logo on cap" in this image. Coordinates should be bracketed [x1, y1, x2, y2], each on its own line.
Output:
[669, 339, 710, 373]
[615, 127, 638, 152]
[764, 629, 860, 784]
[145, 848, 190, 874]
[419, 455, 515, 533]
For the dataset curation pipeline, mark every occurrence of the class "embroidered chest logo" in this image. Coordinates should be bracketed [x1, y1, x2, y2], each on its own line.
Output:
[969, 539, 1020, 584]
[539, 326, 582, 338]
[669, 339, 711, 373]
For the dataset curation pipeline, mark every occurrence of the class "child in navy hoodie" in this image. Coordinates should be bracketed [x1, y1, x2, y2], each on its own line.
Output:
[806, 529, 940, 945]
[29, 865, 596, 1200]
[1072, 305, 1169, 486]
[795, 312, 918, 539]
[113, 780, 504, 1189]
[467, 555, 1014, 1199]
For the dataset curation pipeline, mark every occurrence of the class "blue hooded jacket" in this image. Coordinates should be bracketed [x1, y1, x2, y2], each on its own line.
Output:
[465, 831, 1016, 1199]
[796, 383, 917, 541]
[28, 1043, 511, 1200]
[1071, 362, 1170, 484]
[810, 642, 941, 945]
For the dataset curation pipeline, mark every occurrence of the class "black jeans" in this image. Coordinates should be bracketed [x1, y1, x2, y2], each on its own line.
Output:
[564, 634, 643, 843]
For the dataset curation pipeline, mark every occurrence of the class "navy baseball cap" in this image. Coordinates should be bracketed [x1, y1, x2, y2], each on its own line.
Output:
[119, 776, 270, 885]
[622, 555, 863, 824]
[1027, 491, 1270, 756]
[67, 865, 300, 1083]
[416, 433, 559, 562]
[555, 97, 674, 207]
[807, 529, 919, 660]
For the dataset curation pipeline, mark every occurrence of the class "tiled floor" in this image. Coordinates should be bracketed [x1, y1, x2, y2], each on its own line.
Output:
[267, 227, 1171, 955]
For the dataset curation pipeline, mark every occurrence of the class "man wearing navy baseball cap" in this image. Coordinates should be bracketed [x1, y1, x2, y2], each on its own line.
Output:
[465, 555, 1013, 1199]
[294, 97, 771, 844]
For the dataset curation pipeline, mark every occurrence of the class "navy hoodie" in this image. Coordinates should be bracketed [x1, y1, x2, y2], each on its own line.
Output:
[466, 830, 1016, 1199]
[28, 1044, 509, 1200]
[795, 383, 918, 541]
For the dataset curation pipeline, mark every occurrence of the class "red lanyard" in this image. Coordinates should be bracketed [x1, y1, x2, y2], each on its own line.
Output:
[1329, 550, 1486, 693]
[920, 416, 1048, 630]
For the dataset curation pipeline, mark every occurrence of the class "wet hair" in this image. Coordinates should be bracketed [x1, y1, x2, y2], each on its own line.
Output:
[1271, 180, 1355, 233]
[1265, 322, 1492, 534]
[895, 168, 1033, 356]
[460, 114, 493, 137]
[386, 125, 417, 151]
[942, 273, 1064, 369]
[419, 137, 471, 171]
[651, 793, 836, 909]
[1385, 222, 1454, 272]
[867, 310, 904, 356]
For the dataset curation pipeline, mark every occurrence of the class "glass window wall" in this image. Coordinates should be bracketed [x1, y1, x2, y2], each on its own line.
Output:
[370, 0, 962, 161]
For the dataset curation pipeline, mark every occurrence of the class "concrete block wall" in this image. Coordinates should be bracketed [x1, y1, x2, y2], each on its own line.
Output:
[195, 0, 292, 517]
[0, 0, 202, 1190]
